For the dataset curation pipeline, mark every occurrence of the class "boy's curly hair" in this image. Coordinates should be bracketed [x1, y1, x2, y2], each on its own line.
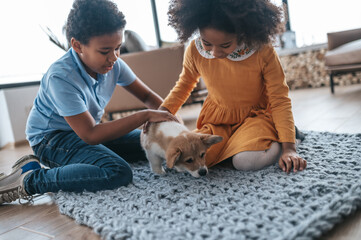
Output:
[66, 0, 126, 44]
[168, 0, 285, 48]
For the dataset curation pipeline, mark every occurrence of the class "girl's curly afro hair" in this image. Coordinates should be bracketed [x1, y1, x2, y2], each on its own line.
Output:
[66, 0, 126, 44]
[168, 0, 285, 48]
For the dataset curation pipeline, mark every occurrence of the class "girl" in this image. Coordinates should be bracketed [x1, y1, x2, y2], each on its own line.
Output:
[160, 0, 307, 173]
[0, 0, 177, 204]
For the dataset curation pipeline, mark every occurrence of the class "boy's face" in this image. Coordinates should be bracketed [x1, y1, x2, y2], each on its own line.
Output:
[72, 30, 123, 79]
[199, 27, 238, 59]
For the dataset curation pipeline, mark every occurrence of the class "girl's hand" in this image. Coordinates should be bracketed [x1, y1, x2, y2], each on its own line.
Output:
[278, 143, 307, 173]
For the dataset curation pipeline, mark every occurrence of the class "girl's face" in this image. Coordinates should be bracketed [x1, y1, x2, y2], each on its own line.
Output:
[199, 28, 238, 59]
[72, 30, 123, 79]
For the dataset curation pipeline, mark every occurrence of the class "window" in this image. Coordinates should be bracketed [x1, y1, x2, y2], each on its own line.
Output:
[120, 0, 157, 47]
[154, 0, 178, 43]
[0, 0, 73, 84]
[0, 0, 158, 85]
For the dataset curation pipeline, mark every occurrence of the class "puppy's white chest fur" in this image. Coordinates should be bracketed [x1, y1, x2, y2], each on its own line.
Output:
[157, 121, 187, 138]
[142, 121, 187, 156]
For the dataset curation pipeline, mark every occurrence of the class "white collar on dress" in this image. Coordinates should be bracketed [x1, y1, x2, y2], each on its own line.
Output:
[195, 37, 256, 61]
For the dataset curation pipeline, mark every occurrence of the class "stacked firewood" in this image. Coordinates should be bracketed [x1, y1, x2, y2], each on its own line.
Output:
[279, 48, 361, 90]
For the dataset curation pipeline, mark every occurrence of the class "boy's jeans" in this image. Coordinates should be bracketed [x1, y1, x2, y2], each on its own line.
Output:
[25, 130, 145, 194]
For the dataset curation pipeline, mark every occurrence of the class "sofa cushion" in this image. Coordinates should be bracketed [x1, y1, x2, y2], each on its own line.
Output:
[122, 30, 149, 53]
[325, 39, 361, 66]
[105, 45, 184, 113]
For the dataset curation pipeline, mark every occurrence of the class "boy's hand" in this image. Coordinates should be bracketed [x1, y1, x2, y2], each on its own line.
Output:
[146, 109, 178, 123]
[142, 110, 179, 133]
[158, 106, 184, 124]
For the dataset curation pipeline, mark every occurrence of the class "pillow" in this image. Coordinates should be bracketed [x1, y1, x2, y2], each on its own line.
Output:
[121, 30, 149, 53]
[325, 39, 361, 66]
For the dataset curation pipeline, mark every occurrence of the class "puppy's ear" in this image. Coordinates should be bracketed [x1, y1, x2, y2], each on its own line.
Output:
[165, 147, 182, 168]
[200, 134, 223, 148]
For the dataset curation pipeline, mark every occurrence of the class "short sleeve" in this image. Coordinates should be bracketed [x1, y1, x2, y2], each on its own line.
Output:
[116, 58, 137, 86]
[47, 75, 87, 117]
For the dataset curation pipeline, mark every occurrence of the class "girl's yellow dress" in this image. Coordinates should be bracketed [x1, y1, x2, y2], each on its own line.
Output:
[161, 39, 296, 167]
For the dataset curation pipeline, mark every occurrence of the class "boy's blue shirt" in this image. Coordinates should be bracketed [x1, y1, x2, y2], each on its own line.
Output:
[26, 48, 136, 147]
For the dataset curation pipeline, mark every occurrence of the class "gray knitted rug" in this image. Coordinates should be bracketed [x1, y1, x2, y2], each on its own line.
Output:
[54, 131, 361, 240]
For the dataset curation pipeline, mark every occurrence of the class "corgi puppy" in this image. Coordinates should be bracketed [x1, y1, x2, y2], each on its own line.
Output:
[140, 121, 223, 178]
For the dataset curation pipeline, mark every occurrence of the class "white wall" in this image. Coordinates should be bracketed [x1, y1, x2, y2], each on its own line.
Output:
[0, 86, 39, 148]
[0, 91, 14, 147]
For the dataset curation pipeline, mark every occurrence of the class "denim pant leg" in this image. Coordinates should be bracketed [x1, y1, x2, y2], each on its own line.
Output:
[102, 129, 147, 163]
[25, 130, 142, 194]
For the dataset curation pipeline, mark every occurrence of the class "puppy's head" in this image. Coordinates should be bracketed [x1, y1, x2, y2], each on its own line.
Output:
[165, 132, 223, 177]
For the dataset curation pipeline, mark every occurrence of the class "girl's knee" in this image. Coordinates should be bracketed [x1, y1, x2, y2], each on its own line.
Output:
[232, 143, 281, 171]
[232, 153, 256, 171]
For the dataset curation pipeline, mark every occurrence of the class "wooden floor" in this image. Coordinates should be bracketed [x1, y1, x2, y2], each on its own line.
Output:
[1, 84, 361, 240]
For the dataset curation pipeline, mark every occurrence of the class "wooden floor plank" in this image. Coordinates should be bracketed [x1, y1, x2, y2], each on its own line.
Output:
[21, 209, 99, 239]
[0, 227, 51, 240]
[336, 108, 361, 133]
[0, 144, 33, 173]
[290, 84, 361, 133]
[54, 223, 100, 240]
[297, 117, 348, 133]
[0, 204, 56, 235]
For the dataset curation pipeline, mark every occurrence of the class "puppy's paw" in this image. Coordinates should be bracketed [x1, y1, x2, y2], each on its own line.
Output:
[152, 167, 166, 175]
